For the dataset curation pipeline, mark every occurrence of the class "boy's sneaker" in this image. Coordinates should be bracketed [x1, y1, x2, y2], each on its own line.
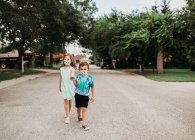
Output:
[78, 117, 83, 123]
[65, 117, 70, 124]
[82, 125, 90, 131]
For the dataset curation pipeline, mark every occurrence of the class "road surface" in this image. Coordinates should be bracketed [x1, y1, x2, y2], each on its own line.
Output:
[0, 68, 195, 140]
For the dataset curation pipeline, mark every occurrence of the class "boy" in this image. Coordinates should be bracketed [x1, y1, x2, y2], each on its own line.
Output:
[71, 62, 95, 131]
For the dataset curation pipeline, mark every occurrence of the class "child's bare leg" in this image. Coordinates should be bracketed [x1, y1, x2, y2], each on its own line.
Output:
[64, 99, 70, 118]
[81, 107, 87, 126]
[69, 100, 72, 113]
[77, 108, 82, 118]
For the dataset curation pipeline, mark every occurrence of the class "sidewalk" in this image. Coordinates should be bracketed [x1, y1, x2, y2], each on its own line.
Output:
[0, 69, 59, 90]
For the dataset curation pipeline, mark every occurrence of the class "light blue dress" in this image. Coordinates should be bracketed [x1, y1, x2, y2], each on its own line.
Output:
[60, 67, 75, 100]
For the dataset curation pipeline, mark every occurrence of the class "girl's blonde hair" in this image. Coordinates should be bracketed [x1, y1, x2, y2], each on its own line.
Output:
[63, 53, 76, 67]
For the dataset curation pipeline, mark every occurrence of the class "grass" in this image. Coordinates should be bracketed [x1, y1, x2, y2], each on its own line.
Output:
[134, 69, 195, 82]
[41, 64, 61, 70]
[0, 69, 45, 82]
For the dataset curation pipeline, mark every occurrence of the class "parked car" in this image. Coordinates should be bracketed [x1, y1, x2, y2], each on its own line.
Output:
[100, 58, 113, 69]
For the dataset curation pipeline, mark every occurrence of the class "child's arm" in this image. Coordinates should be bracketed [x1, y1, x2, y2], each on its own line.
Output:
[70, 68, 77, 86]
[70, 68, 75, 79]
[72, 77, 78, 87]
[59, 75, 62, 92]
[90, 87, 95, 103]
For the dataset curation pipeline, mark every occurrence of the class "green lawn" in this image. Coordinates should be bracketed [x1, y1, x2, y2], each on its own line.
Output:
[135, 69, 195, 82]
[42, 64, 61, 70]
[0, 69, 45, 82]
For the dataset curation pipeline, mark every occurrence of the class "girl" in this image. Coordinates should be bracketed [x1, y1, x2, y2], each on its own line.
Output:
[59, 53, 75, 124]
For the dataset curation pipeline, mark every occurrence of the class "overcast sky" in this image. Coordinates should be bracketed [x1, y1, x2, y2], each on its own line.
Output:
[95, 0, 186, 17]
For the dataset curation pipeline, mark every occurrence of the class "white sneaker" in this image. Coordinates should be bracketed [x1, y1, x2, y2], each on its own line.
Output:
[65, 117, 70, 124]
[82, 125, 90, 131]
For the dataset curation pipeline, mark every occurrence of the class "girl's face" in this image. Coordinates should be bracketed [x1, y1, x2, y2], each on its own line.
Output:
[79, 65, 89, 76]
[64, 56, 71, 66]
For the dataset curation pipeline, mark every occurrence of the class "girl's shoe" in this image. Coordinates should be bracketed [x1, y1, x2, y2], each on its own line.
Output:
[82, 125, 89, 131]
[65, 117, 70, 124]
[78, 117, 83, 123]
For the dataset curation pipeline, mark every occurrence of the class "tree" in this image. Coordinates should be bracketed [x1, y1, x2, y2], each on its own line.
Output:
[0, 0, 97, 68]
[0, 0, 43, 68]
[33, 0, 97, 66]
[147, 0, 174, 73]
[85, 0, 193, 72]
[38, 0, 84, 66]
[176, 0, 195, 70]
[149, 13, 174, 73]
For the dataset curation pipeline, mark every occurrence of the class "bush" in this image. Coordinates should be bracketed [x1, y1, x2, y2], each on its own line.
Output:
[190, 63, 195, 71]
[34, 56, 44, 67]
[188, 47, 195, 71]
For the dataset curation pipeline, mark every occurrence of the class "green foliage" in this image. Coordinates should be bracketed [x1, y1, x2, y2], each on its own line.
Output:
[0, 0, 42, 50]
[0, 0, 97, 68]
[34, 56, 44, 68]
[187, 46, 195, 70]
[85, 0, 194, 70]
[174, 0, 195, 70]
[149, 13, 174, 47]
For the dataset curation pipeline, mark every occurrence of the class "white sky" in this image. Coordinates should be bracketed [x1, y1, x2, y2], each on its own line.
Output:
[95, 0, 186, 17]
[66, 42, 92, 57]
[67, 0, 187, 56]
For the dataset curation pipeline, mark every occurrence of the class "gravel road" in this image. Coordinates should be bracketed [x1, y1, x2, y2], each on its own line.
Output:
[0, 68, 195, 140]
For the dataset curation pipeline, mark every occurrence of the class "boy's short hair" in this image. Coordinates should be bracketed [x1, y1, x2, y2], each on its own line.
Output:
[79, 62, 89, 70]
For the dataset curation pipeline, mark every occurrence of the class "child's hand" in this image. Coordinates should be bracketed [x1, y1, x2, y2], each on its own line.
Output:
[70, 76, 76, 81]
[90, 97, 95, 103]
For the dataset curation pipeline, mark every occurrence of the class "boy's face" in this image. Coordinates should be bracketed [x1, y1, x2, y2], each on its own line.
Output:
[79, 65, 89, 76]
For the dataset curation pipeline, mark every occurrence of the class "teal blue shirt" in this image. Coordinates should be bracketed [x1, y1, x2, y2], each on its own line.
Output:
[75, 74, 94, 96]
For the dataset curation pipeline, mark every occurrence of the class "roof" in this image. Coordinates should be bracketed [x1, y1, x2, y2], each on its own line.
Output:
[73, 55, 85, 60]
[0, 50, 18, 57]
[80, 57, 92, 62]
[0, 49, 32, 58]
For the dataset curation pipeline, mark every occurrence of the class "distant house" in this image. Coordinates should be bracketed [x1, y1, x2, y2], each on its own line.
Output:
[52, 53, 64, 66]
[80, 57, 92, 64]
[53, 53, 64, 62]
[73, 54, 85, 64]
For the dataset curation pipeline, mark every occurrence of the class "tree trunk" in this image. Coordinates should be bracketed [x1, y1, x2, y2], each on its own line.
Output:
[141, 60, 145, 72]
[156, 45, 164, 74]
[17, 47, 24, 69]
[49, 51, 53, 67]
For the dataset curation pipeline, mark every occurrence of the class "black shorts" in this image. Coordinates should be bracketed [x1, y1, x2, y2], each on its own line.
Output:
[75, 93, 89, 108]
